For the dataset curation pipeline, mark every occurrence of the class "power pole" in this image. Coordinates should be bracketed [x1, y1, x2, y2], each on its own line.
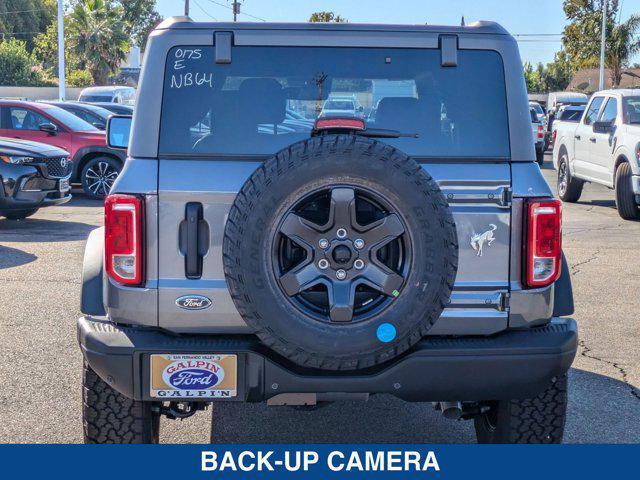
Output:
[598, 0, 607, 91]
[185, 0, 190, 16]
[232, 1, 240, 21]
[57, 0, 65, 101]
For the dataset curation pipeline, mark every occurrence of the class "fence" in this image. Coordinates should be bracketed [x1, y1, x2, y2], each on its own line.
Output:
[0, 87, 85, 101]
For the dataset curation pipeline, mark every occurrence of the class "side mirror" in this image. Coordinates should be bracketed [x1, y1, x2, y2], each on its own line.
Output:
[592, 120, 613, 134]
[106, 115, 132, 150]
[39, 123, 58, 135]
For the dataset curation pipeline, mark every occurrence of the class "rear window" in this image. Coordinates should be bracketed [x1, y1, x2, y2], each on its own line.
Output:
[559, 108, 583, 122]
[159, 46, 510, 158]
[622, 96, 640, 124]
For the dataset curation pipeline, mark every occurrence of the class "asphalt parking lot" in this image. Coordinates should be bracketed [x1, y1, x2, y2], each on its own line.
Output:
[1, 152, 638, 443]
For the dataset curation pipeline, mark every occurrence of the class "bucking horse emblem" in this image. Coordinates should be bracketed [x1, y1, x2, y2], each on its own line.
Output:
[470, 224, 497, 257]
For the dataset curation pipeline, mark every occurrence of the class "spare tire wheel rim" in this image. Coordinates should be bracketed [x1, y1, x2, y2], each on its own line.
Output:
[273, 185, 411, 323]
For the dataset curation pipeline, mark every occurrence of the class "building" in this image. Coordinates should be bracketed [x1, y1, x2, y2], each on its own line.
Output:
[568, 68, 640, 93]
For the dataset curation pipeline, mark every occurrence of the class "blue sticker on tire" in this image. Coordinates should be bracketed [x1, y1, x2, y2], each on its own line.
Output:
[376, 323, 396, 343]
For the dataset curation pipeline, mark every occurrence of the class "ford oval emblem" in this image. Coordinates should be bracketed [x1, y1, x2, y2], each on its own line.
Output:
[176, 295, 212, 310]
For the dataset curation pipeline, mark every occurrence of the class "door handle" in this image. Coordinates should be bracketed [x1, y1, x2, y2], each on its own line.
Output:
[574, 135, 581, 140]
[589, 137, 596, 143]
[179, 203, 209, 279]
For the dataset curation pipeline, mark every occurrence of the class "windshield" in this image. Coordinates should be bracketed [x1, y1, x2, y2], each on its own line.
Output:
[44, 105, 99, 131]
[623, 96, 640, 124]
[530, 103, 544, 115]
[80, 95, 113, 103]
[159, 46, 510, 158]
[323, 100, 355, 110]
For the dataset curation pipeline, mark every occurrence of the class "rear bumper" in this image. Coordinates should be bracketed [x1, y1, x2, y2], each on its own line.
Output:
[78, 316, 577, 402]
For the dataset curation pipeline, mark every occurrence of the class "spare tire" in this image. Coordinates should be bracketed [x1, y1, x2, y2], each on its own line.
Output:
[223, 135, 458, 370]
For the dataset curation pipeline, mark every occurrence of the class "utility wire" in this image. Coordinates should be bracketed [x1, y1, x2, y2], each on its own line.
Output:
[193, 0, 218, 21]
[0, 8, 49, 15]
[201, 0, 266, 21]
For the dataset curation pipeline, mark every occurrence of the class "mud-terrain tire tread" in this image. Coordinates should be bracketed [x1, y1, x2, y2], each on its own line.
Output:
[83, 362, 159, 444]
[223, 135, 458, 371]
[557, 155, 583, 203]
[614, 162, 640, 220]
[474, 374, 568, 444]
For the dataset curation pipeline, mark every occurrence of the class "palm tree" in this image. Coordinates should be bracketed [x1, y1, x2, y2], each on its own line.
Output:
[68, 0, 129, 85]
[607, 15, 640, 87]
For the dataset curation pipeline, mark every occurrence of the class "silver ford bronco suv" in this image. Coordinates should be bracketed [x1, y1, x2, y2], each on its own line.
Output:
[78, 17, 577, 444]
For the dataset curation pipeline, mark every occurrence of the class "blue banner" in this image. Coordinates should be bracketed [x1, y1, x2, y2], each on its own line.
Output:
[1, 444, 636, 479]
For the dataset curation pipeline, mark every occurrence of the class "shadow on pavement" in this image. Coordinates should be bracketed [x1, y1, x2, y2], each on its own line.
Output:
[0, 244, 37, 269]
[0, 218, 97, 242]
[576, 199, 617, 209]
[205, 368, 639, 444]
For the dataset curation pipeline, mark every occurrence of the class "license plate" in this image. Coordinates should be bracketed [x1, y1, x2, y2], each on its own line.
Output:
[150, 354, 237, 399]
[59, 178, 70, 192]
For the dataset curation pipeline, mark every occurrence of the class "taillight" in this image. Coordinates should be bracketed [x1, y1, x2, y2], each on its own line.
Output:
[105, 194, 144, 286]
[525, 199, 562, 288]
[537, 124, 544, 139]
[552, 129, 557, 143]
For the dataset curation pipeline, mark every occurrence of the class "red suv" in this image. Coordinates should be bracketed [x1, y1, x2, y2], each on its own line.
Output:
[0, 100, 126, 198]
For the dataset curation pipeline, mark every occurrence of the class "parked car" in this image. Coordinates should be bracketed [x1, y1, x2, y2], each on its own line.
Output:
[78, 86, 136, 106]
[41, 101, 113, 130]
[546, 92, 588, 141]
[320, 96, 360, 117]
[90, 102, 134, 115]
[0, 137, 71, 219]
[78, 18, 576, 445]
[530, 107, 545, 165]
[0, 100, 126, 198]
[550, 104, 585, 147]
[529, 101, 546, 124]
[553, 89, 640, 219]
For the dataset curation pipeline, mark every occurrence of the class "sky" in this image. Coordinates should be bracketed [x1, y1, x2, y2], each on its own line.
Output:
[155, 0, 640, 66]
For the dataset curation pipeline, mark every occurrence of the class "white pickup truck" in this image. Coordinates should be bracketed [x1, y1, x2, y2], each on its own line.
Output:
[553, 89, 640, 220]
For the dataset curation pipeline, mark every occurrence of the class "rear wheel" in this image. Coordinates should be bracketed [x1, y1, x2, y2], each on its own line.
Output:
[83, 362, 160, 443]
[536, 147, 544, 165]
[614, 162, 640, 220]
[2, 208, 38, 220]
[474, 374, 568, 444]
[557, 153, 583, 202]
[81, 156, 121, 199]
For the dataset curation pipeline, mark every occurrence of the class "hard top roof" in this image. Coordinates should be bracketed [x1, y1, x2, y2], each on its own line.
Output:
[156, 16, 509, 35]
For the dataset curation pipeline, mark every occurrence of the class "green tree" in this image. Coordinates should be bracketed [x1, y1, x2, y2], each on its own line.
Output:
[67, 0, 129, 84]
[523, 62, 542, 92]
[119, 0, 163, 50]
[523, 51, 573, 94]
[562, 0, 618, 70]
[0, 38, 53, 86]
[607, 15, 640, 86]
[309, 11, 347, 23]
[0, 0, 56, 51]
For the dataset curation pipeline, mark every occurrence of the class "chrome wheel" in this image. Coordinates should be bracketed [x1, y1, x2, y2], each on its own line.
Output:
[557, 156, 568, 198]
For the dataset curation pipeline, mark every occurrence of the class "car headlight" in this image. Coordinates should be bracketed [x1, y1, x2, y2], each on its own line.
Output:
[0, 155, 37, 165]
